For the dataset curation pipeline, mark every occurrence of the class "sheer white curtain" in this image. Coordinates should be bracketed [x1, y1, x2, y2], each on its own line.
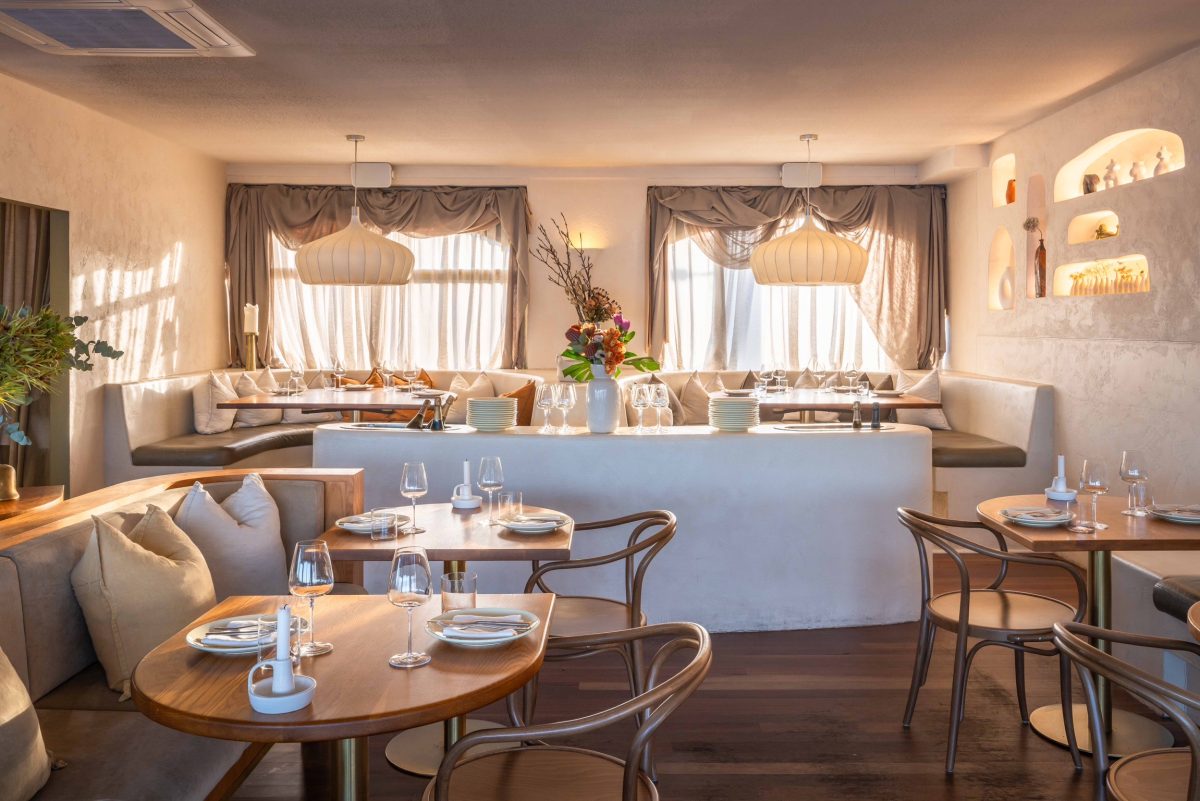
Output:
[665, 223, 891, 372]
[270, 228, 509, 370]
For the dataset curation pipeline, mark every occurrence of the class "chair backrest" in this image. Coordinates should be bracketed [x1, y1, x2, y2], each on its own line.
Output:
[435, 621, 712, 801]
[896, 508, 1012, 604]
[1054, 622, 1200, 800]
[524, 510, 676, 627]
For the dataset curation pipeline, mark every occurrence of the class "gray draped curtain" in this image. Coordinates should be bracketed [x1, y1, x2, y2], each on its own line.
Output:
[226, 184, 532, 368]
[1, 200, 52, 486]
[647, 185, 947, 369]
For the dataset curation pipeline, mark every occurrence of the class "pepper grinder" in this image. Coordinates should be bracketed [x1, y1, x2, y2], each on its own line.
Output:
[851, 400, 863, 429]
[870, 402, 881, 430]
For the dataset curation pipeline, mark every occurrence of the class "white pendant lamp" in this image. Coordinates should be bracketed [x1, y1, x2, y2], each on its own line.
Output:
[295, 135, 415, 285]
[750, 134, 869, 286]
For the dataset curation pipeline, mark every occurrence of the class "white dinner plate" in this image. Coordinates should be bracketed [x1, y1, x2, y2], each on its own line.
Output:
[185, 616, 308, 655]
[721, 389, 756, 397]
[498, 514, 569, 534]
[1000, 506, 1072, 527]
[426, 607, 540, 649]
[336, 508, 412, 534]
[872, 389, 905, 397]
[1149, 505, 1200, 524]
[343, 384, 374, 392]
[414, 389, 447, 398]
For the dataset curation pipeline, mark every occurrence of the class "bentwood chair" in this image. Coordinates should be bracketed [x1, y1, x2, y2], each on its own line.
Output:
[1054, 621, 1200, 801]
[897, 508, 1088, 774]
[426, 622, 711, 801]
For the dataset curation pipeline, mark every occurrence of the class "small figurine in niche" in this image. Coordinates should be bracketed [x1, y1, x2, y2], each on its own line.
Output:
[1095, 222, 1118, 239]
[1155, 146, 1173, 176]
[1103, 159, 1120, 189]
[1083, 173, 1101, 194]
[1129, 160, 1146, 181]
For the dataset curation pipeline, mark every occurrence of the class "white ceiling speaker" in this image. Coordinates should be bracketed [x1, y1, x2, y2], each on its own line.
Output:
[351, 162, 393, 189]
[0, 0, 253, 57]
[750, 134, 869, 286]
[295, 135, 415, 286]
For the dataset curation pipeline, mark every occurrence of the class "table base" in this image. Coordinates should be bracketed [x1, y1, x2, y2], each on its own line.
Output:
[1029, 704, 1174, 758]
[335, 736, 368, 801]
[385, 719, 508, 776]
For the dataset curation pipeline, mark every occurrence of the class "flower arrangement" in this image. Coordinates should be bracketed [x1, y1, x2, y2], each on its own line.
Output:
[561, 314, 660, 382]
[532, 213, 621, 324]
[0, 306, 122, 445]
[1023, 217, 1043, 237]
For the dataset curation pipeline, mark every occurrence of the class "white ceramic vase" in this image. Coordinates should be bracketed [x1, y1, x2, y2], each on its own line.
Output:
[586, 363, 620, 434]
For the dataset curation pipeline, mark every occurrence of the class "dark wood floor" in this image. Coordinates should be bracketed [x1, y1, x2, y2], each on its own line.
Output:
[231, 559, 1158, 800]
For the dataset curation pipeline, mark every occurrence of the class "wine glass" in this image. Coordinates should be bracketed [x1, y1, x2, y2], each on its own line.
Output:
[332, 357, 347, 391]
[1071, 458, 1110, 532]
[478, 456, 505, 524]
[401, 365, 419, 392]
[380, 360, 395, 392]
[535, 383, 558, 434]
[387, 546, 432, 669]
[631, 384, 651, 433]
[773, 368, 788, 391]
[1119, 450, 1149, 517]
[651, 384, 669, 433]
[400, 462, 427, 535]
[555, 384, 577, 434]
[288, 362, 305, 394]
[844, 366, 861, 390]
[288, 540, 335, 656]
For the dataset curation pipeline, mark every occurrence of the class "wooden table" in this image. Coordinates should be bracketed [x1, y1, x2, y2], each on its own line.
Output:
[320, 501, 571, 775]
[978, 493, 1198, 756]
[0, 485, 64, 521]
[1190, 602, 1200, 642]
[755, 388, 940, 416]
[132, 593, 554, 801]
[219, 388, 454, 423]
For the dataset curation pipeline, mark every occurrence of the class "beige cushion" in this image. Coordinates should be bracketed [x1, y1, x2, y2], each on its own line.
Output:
[896, 370, 951, 430]
[70, 507, 216, 699]
[793, 368, 820, 389]
[445, 372, 496, 424]
[0, 646, 50, 801]
[192, 372, 237, 434]
[233, 372, 283, 428]
[680, 372, 712, 424]
[257, 368, 338, 424]
[173, 474, 287, 599]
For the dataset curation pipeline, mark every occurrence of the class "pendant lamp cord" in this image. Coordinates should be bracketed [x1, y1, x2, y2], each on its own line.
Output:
[804, 137, 812, 221]
[352, 138, 359, 210]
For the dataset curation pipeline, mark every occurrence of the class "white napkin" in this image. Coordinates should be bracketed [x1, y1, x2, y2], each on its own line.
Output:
[201, 631, 274, 647]
[451, 614, 524, 623]
[442, 625, 517, 640]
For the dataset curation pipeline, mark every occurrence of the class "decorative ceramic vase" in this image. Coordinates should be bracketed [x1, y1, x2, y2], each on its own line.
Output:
[586, 363, 620, 434]
[0, 465, 19, 501]
[1155, 147, 1172, 176]
[1103, 159, 1120, 189]
[1005, 179, 1016, 205]
[1034, 238, 1048, 298]
[1129, 160, 1145, 181]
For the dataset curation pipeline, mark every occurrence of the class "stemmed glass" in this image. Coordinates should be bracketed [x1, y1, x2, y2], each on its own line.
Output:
[845, 365, 861, 390]
[288, 362, 305, 394]
[400, 462, 427, 535]
[380, 360, 396, 392]
[555, 384, 577, 434]
[1119, 450, 1150, 517]
[386, 546, 432, 669]
[1070, 458, 1110, 533]
[631, 384, 650, 433]
[535, 384, 558, 434]
[288, 540, 335, 656]
[332, 357, 347, 391]
[478, 457, 505, 524]
[773, 368, 788, 391]
[401, 365, 419, 393]
[651, 384, 669, 432]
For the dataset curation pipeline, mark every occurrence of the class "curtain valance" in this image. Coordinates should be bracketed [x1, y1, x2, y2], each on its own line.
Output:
[225, 184, 532, 368]
[647, 185, 946, 370]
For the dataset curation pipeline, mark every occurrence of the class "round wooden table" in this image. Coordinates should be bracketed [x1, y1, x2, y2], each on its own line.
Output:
[132, 593, 554, 801]
[1189, 602, 1200, 642]
[0, 485, 64, 521]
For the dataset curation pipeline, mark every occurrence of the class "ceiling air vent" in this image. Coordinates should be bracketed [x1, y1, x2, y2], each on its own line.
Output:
[0, 1, 253, 57]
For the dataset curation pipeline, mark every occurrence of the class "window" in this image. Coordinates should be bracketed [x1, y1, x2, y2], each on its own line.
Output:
[270, 229, 509, 370]
[665, 223, 890, 372]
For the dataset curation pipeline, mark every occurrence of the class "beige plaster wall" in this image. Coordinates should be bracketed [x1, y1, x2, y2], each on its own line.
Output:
[0, 73, 228, 494]
[947, 46, 1200, 501]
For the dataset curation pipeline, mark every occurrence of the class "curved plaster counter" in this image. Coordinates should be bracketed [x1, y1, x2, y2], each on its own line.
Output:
[313, 424, 931, 632]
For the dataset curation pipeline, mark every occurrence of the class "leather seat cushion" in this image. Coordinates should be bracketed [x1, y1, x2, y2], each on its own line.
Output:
[131, 423, 318, 467]
[421, 746, 656, 801]
[35, 662, 132, 712]
[931, 430, 1026, 468]
[35, 708, 251, 801]
[1152, 576, 1200, 622]
[548, 596, 646, 639]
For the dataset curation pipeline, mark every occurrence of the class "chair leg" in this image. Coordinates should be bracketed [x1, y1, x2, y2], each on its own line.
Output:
[945, 631, 972, 774]
[1014, 650, 1031, 725]
[956, 641, 987, 725]
[1059, 652, 1082, 771]
[1074, 663, 1109, 798]
[919, 624, 938, 687]
[903, 616, 934, 728]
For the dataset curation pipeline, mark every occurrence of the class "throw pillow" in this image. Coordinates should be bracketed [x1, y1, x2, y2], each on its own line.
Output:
[500, 381, 537, 426]
[173, 474, 287, 599]
[895, 370, 951, 430]
[192, 371, 237, 434]
[705, 374, 727, 393]
[679, 372, 712, 424]
[0, 646, 50, 801]
[739, 371, 760, 389]
[874, 374, 895, 391]
[233, 372, 283, 428]
[71, 506, 216, 699]
[793, 368, 820, 389]
[445, 373, 497, 424]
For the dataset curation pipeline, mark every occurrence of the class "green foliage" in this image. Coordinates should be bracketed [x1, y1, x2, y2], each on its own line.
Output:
[0, 306, 123, 445]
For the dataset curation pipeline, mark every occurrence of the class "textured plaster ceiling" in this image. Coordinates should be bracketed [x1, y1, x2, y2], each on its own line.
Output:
[1, 0, 1199, 167]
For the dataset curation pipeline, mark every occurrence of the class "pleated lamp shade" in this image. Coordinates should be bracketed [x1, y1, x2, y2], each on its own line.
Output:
[749, 216, 869, 286]
[294, 208, 415, 285]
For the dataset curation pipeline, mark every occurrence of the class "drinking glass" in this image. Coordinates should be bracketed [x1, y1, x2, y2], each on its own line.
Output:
[498, 491, 522, 522]
[845, 367, 861, 389]
[555, 384, 577, 434]
[370, 509, 398, 541]
[1071, 458, 1110, 532]
[288, 540, 335, 656]
[332, 357, 347, 391]
[401, 365, 419, 392]
[441, 571, 478, 614]
[754, 377, 768, 397]
[478, 457, 505, 524]
[631, 384, 651, 433]
[380, 360, 396, 392]
[387, 546, 432, 669]
[535, 383, 558, 434]
[288, 362, 305, 394]
[773, 369, 788, 390]
[651, 384, 669, 433]
[400, 462, 427, 534]
[857, 376, 871, 396]
[1119, 449, 1150, 517]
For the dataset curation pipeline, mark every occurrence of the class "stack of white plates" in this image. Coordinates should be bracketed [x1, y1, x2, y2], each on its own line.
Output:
[708, 397, 760, 432]
[466, 397, 518, 431]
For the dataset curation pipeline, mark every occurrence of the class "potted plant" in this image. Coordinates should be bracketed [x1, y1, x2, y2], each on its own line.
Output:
[531, 213, 621, 325]
[561, 315, 659, 433]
